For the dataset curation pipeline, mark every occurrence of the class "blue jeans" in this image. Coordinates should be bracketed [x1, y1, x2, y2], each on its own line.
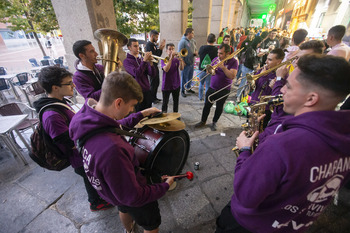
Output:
[198, 70, 211, 100]
[181, 64, 194, 93]
[236, 65, 253, 101]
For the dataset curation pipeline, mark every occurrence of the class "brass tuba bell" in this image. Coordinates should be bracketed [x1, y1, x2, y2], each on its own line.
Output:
[94, 28, 128, 77]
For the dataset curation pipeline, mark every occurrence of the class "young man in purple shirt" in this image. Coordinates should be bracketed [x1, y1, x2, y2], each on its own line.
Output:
[160, 43, 184, 113]
[195, 44, 238, 131]
[69, 71, 174, 233]
[123, 38, 156, 112]
[33, 66, 112, 212]
[72, 40, 104, 101]
[216, 54, 350, 233]
[259, 40, 326, 144]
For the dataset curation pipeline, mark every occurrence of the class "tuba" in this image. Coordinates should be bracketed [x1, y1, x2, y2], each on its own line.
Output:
[94, 28, 128, 77]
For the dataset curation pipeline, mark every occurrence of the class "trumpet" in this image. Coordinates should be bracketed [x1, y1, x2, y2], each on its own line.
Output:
[163, 48, 188, 64]
[184, 48, 243, 91]
[139, 50, 165, 64]
[208, 57, 297, 104]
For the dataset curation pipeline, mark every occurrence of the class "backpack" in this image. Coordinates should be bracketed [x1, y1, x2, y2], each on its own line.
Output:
[29, 103, 72, 171]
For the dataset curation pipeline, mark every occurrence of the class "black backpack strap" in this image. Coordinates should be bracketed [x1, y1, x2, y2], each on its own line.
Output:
[76, 127, 146, 154]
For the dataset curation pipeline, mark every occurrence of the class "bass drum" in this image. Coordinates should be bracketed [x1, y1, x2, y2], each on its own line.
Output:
[130, 126, 190, 184]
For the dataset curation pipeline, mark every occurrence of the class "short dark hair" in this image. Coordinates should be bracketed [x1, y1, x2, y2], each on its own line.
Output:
[297, 54, 350, 98]
[184, 28, 194, 36]
[100, 71, 143, 106]
[72, 40, 91, 59]
[150, 30, 159, 36]
[166, 43, 175, 49]
[38, 66, 73, 93]
[223, 35, 230, 40]
[293, 29, 308, 45]
[271, 29, 278, 33]
[207, 33, 216, 43]
[299, 40, 325, 54]
[328, 25, 346, 41]
[127, 38, 138, 47]
[219, 44, 231, 53]
[269, 48, 285, 60]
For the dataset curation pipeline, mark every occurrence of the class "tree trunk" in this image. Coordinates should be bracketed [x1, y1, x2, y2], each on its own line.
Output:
[22, 5, 47, 57]
[28, 21, 47, 57]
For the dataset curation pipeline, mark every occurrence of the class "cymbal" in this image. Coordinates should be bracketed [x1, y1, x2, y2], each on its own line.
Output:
[148, 119, 185, 131]
[140, 112, 181, 125]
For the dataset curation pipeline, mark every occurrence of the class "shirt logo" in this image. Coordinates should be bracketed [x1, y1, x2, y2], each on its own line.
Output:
[201, 54, 212, 69]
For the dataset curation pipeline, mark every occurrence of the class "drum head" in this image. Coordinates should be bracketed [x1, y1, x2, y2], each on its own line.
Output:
[146, 130, 190, 184]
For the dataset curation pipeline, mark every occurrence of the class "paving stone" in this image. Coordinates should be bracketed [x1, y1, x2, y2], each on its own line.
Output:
[21, 208, 77, 233]
[0, 184, 47, 233]
[80, 213, 124, 233]
[201, 130, 237, 150]
[187, 219, 217, 233]
[186, 153, 226, 182]
[158, 197, 178, 233]
[167, 186, 216, 229]
[201, 175, 234, 214]
[214, 146, 237, 173]
[16, 166, 79, 204]
[55, 180, 118, 225]
[188, 139, 209, 157]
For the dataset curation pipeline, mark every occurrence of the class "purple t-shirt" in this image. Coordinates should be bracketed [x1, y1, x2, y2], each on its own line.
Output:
[161, 58, 181, 91]
[210, 57, 238, 90]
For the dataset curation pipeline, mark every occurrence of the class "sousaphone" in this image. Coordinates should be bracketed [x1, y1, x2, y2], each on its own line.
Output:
[94, 28, 128, 77]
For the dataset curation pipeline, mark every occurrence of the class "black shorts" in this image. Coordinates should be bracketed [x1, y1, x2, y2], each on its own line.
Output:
[215, 202, 251, 233]
[118, 201, 161, 231]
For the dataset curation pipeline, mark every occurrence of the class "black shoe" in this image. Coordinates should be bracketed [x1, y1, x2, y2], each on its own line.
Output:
[187, 89, 195, 94]
[210, 122, 217, 131]
[90, 199, 114, 212]
[194, 121, 205, 128]
[181, 92, 187, 97]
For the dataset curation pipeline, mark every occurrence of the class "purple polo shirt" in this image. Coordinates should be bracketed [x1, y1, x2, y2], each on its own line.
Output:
[250, 69, 276, 103]
[161, 58, 181, 91]
[210, 57, 238, 90]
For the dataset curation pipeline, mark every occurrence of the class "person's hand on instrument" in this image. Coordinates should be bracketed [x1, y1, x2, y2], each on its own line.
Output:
[143, 52, 153, 63]
[218, 62, 225, 70]
[236, 130, 259, 149]
[163, 176, 175, 187]
[269, 78, 277, 89]
[276, 65, 288, 79]
[141, 107, 161, 118]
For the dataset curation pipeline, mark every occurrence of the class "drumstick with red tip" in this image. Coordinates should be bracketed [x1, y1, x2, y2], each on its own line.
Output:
[162, 171, 194, 181]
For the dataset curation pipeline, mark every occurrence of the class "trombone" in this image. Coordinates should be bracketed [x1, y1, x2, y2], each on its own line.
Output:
[184, 48, 243, 91]
[207, 57, 297, 104]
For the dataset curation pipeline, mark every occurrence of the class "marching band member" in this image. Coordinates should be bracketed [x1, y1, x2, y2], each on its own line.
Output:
[259, 40, 326, 145]
[145, 30, 166, 104]
[249, 48, 285, 128]
[123, 38, 156, 111]
[69, 71, 174, 233]
[216, 54, 350, 233]
[160, 43, 184, 113]
[195, 44, 238, 131]
[73, 40, 104, 101]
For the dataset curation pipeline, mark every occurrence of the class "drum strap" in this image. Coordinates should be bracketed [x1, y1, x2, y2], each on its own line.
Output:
[76, 127, 146, 154]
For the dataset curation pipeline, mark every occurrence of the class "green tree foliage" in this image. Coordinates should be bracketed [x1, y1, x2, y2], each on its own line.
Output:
[0, 0, 59, 56]
[114, 0, 159, 39]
